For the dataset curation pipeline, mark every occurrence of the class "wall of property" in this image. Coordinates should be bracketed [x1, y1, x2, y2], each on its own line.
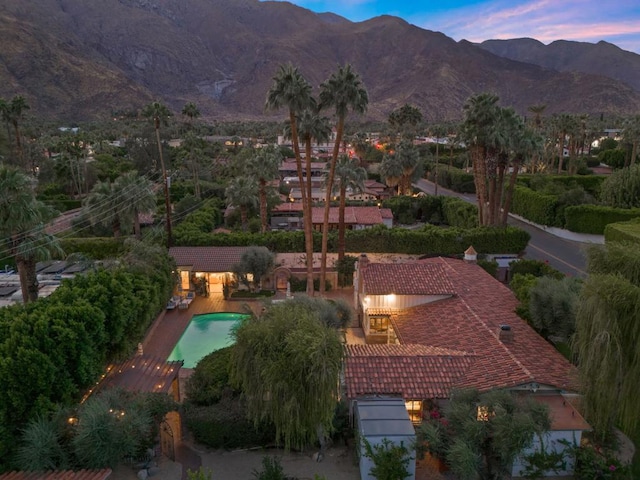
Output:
[511, 430, 583, 477]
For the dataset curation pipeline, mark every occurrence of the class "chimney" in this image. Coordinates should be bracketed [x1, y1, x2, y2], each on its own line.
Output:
[464, 246, 477, 263]
[498, 324, 513, 343]
[357, 253, 370, 270]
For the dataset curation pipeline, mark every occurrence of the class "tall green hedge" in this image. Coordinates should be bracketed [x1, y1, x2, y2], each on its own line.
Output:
[441, 197, 478, 228]
[510, 186, 560, 226]
[517, 174, 605, 197]
[428, 166, 476, 193]
[604, 220, 640, 245]
[0, 245, 175, 469]
[58, 237, 126, 259]
[564, 205, 640, 234]
[173, 224, 530, 255]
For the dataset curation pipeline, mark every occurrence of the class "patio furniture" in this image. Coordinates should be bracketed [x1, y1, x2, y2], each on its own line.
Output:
[166, 297, 178, 310]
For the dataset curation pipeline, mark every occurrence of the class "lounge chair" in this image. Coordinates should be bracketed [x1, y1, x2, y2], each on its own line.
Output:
[166, 297, 178, 310]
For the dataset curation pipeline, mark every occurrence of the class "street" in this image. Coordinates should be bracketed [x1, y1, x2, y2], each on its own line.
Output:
[414, 179, 589, 277]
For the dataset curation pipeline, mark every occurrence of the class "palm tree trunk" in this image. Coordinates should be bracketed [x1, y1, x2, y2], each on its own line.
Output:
[156, 125, 172, 247]
[289, 111, 314, 296]
[259, 180, 268, 234]
[632, 141, 638, 166]
[304, 137, 315, 295]
[240, 206, 248, 231]
[16, 255, 38, 304]
[557, 131, 565, 174]
[435, 141, 439, 196]
[134, 209, 142, 240]
[501, 159, 521, 225]
[471, 146, 487, 225]
[494, 159, 506, 225]
[320, 117, 345, 295]
[338, 185, 347, 262]
[112, 217, 121, 237]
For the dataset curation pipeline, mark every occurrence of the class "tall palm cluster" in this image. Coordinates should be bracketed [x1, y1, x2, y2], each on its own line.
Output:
[266, 64, 368, 295]
[0, 166, 62, 303]
[461, 93, 543, 226]
[82, 171, 157, 239]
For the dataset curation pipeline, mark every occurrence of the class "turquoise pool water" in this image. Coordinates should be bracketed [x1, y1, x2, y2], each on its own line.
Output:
[167, 312, 248, 368]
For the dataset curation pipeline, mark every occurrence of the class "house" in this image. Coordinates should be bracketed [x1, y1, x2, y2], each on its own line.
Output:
[345, 253, 588, 477]
[169, 246, 252, 294]
[270, 204, 393, 230]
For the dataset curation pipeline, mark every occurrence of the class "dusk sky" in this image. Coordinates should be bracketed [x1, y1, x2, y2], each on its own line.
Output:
[275, 0, 640, 54]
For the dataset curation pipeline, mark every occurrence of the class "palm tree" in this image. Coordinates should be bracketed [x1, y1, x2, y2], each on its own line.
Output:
[379, 152, 403, 195]
[527, 104, 547, 131]
[246, 147, 282, 233]
[113, 171, 157, 239]
[225, 176, 258, 231]
[181, 102, 200, 130]
[265, 64, 315, 294]
[622, 115, 640, 167]
[501, 124, 543, 225]
[0, 166, 63, 303]
[553, 113, 578, 174]
[430, 124, 448, 195]
[142, 101, 173, 246]
[318, 64, 368, 294]
[460, 93, 501, 225]
[333, 155, 366, 261]
[0, 95, 30, 169]
[395, 140, 420, 195]
[83, 180, 124, 237]
[179, 132, 207, 198]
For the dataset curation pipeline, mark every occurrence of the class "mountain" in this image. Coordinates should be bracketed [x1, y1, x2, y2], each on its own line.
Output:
[2, 0, 640, 122]
[479, 38, 640, 92]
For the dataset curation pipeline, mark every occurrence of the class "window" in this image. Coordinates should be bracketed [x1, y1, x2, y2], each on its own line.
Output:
[405, 400, 423, 424]
[369, 315, 390, 334]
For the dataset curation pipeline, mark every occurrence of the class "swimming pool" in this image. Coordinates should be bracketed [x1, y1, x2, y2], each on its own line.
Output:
[167, 312, 249, 368]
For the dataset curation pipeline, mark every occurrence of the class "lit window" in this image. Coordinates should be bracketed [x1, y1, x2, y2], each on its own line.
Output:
[405, 400, 423, 424]
[369, 315, 390, 334]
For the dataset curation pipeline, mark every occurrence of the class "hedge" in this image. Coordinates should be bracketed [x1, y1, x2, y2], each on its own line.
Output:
[441, 197, 478, 228]
[58, 237, 127, 259]
[517, 174, 605, 197]
[428, 166, 476, 193]
[510, 185, 560, 226]
[604, 219, 640, 245]
[382, 195, 442, 225]
[564, 205, 640, 234]
[174, 224, 530, 255]
[184, 399, 275, 449]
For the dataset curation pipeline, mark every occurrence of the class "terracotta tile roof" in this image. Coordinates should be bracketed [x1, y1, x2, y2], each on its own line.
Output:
[169, 246, 251, 271]
[93, 355, 182, 395]
[0, 470, 112, 480]
[271, 205, 391, 226]
[344, 344, 474, 399]
[362, 263, 456, 295]
[388, 257, 576, 393]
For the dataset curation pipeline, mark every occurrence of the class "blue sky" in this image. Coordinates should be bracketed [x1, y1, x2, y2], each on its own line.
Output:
[274, 0, 640, 54]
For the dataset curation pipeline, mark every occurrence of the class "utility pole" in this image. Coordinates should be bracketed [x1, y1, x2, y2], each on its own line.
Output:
[155, 121, 172, 248]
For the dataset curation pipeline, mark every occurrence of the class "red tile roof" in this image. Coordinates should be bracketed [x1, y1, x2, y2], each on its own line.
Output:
[272, 205, 391, 226]
[0, 470, 112, 480]
[362, 263, 456, 295]
[344, 344, 474, 399]
[346, 257, 577, 400]
[169, 246, 252, 271]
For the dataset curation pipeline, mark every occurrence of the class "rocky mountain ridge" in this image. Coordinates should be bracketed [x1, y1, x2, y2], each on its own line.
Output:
[1, 0, 640, 121]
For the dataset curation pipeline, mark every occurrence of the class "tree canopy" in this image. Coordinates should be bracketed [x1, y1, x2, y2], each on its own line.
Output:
[573, 241, 640, 436]
[230, 298, 345, 450]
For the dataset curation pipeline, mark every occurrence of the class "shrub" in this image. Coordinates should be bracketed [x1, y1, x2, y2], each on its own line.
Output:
[441, 197, 478, 228]
[509, 273, 538, 322]
[58, 237, 126, 260]
[529, 276, 582, 340]
[477, 258, 498, 278]
[428, 166, 475, 193]
[600, 164, 640, 209]
[604, 219, 640, 245]
[564, 205, 640, 234]
[510, 186, 559, 226]
[184, 398, 275, 449]
[509, 259, 565, 280]
[185, 347, 235, 406]
[598, 149, 626, 169]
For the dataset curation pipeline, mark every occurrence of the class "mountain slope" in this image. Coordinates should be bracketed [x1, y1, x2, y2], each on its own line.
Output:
[479, 38, 640, 92]
[2, 0, 640, 121]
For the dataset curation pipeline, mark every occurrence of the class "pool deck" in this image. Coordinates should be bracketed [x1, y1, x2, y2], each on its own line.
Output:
[141, 287, 359, 360]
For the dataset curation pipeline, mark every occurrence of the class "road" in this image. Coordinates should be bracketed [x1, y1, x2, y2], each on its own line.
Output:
[414, 179, 589, 277]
